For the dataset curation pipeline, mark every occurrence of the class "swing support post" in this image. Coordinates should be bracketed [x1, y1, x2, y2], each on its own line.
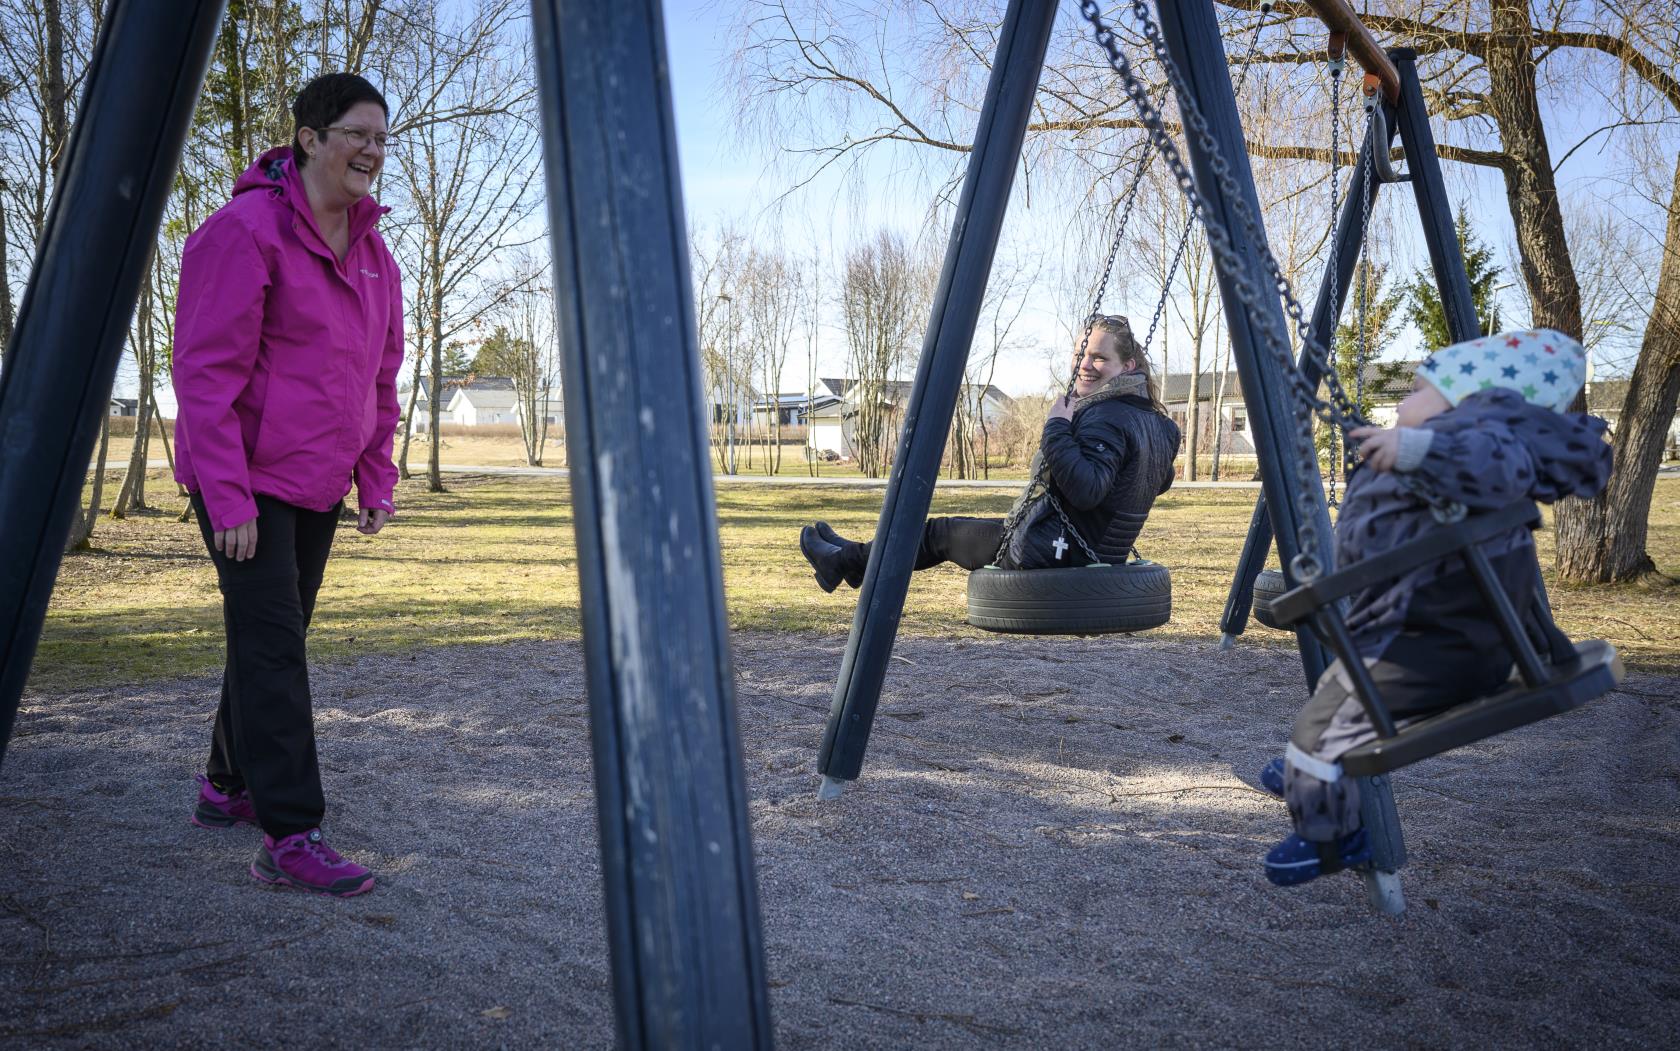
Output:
[530, 1, 771, 1044]
[1152, 0, 1413, 890]
[815, 0, 1058, 790]
[0, 0, 226, 765]
[1219, 53, 1480, 647]
[1216, 85, 1397, 655]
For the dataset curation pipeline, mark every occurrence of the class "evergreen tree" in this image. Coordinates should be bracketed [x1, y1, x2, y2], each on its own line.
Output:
[1320, 259, 1407, 482]
[1405, 207, 1503, 350]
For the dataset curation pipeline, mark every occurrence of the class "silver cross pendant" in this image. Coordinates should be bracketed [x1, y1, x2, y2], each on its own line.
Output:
[1052, 533, 1068, 561]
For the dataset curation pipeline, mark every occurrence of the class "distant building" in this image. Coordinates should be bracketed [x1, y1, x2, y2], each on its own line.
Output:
[804, 377, 1013, 460]
[405, 376, 558, 431]
[1159, 361, 1417, 456]
[109, 398, 138, 418]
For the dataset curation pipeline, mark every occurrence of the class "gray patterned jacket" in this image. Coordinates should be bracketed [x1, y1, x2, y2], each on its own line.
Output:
[1337, 388, 1612, 673]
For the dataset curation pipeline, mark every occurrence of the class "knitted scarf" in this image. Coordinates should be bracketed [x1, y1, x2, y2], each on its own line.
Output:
[996, 370, 1151, 564]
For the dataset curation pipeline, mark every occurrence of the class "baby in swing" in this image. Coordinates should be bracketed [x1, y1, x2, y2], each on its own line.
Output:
[1260, 328, 1613, 886]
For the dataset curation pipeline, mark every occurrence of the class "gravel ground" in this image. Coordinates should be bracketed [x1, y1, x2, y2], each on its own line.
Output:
[2, 631, 1676, 1048]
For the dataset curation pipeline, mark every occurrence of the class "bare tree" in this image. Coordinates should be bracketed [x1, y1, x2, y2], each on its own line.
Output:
[956, 246, 1036, 479]
[382, 0, 542, 492]
[740, 246, 803, 474]
[476, 272, 560, 466]
[840, 229, 928, 478]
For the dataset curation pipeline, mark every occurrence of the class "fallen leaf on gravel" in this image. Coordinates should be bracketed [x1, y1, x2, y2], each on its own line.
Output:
[482, 1006, 513, 1020]
[962, 891, 980, 901]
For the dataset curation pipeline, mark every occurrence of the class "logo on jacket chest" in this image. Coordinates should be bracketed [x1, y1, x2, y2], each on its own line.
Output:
[359, 267, 381, 280]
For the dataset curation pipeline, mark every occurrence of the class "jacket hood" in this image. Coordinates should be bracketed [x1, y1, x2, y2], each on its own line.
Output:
[1427, 387, 1612, 502]
[232, 146, 389, 241]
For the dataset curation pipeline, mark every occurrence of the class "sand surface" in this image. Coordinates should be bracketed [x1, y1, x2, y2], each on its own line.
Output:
[3, 632, 1677, 1048]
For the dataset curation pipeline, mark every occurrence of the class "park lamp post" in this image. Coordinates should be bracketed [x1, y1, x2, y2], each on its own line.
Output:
[717, 292, 737, 474]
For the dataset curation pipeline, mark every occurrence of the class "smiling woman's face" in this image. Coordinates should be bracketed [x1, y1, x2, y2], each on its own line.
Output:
[1072, 330, 1133, 397]
[301, 100, 388, 206]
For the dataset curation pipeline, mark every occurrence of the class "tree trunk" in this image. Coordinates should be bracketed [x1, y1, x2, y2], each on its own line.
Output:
[66, 415, 111, 551]
[427, 272, 445, 492]
[111, 395, 150, 518]
[1185, 338, 1202, 482]
[1553, 153, 1680, 585]
[1210, 335, 1231, 481]
[1485, 0, 1582, 340]
[43, 0, 67, 173]
[397, 350, 423, 479]
[0, 176, 13, 356]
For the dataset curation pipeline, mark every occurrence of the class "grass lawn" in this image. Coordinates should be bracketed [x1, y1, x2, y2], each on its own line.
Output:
[32, 471, 1680, 694]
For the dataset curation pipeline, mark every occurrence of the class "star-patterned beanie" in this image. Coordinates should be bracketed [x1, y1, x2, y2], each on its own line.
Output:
[1415, 328, 1587, 413]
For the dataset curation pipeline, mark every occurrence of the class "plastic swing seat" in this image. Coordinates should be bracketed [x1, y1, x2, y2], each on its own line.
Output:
[1267, 500, 1625, 777]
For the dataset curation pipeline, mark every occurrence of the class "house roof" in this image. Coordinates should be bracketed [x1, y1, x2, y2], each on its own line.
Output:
[838, 379, 1012, 406]
[408, 375, 517, 404]
[1586, 378, 1627, 413]
[450, 388, 518, 411]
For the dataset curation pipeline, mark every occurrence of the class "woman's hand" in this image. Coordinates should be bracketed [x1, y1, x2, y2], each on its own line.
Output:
[1348, 426, 1400, 472]
[214, 519, 259, 561]
[1048, 395, 1076, 422]
[358, 508, 392, 536]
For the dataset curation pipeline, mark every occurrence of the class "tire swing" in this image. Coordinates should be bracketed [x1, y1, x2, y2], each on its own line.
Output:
[1250, 568, 1287, 630]
[965, 11, 1275, 638]
[968, 559, 1171, 635]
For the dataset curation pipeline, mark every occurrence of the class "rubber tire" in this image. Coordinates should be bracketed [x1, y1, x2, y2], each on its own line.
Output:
[966, 560, 1172, 635]
[1252, 568, 1287, 631]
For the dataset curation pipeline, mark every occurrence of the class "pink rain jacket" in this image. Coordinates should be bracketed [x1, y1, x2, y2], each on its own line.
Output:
[173, 146, 403, 530]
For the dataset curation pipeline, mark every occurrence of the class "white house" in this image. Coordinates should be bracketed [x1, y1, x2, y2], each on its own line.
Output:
[752, 390, 841, 428]
[807, 378, 1013, 460]
[407, 375, 550, 431]
[1159, 361, 1416, 456]
[448, 384, 518, 426]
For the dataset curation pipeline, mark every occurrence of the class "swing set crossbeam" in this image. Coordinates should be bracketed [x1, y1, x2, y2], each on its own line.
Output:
[1297, 0, 1401, 102]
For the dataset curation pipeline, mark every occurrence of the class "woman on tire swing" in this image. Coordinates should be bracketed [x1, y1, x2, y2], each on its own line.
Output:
[800, 314, 1181, 589]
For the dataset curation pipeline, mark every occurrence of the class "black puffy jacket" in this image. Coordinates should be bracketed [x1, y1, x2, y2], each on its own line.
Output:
[1017, 394, 1180, 568]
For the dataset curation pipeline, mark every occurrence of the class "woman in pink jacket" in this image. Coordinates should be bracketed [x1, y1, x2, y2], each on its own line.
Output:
[172, 73, 403, 897]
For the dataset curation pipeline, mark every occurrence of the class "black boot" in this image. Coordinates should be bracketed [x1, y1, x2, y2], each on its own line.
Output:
[813, 521, 866, 588]
[800, 525, 849, 593]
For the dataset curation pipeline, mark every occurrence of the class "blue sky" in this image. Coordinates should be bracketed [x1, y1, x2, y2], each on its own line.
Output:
[120, 2, 1668, 405]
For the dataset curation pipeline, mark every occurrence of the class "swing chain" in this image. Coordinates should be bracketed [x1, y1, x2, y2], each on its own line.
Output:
[1326, 51, 1344, 509]
[1034, 9, 1273, 569]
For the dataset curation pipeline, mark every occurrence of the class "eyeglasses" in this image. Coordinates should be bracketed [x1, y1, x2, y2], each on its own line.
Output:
[317, 126, 398, 153]
[1085, 312, 1133, 329]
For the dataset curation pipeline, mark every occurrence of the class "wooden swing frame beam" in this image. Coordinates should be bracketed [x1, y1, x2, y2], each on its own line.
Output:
[1300, 0, 1401, 102]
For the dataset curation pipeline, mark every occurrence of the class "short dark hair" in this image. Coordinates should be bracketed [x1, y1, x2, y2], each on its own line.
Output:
[291, 73, 389, 169]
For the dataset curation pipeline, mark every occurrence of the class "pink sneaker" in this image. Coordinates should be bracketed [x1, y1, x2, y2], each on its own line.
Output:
[192, 774, 258, 829]
[250, 829, 375, 897]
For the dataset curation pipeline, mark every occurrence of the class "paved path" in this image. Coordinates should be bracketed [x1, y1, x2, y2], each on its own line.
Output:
[117, 460, 1264, 489]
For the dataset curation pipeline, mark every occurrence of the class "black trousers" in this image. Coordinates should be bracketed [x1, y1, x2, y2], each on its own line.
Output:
[843, 516, 1005, 576]
[192, 492, 339, 838]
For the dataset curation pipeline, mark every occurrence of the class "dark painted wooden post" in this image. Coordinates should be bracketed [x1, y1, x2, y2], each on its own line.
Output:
[0, 0, 226, 764]
[1391, 49, 1481, 342]
[815, 0, 1058, 795]
[1215, 101, 1397, 667]
[529, 1, 773, 1045]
